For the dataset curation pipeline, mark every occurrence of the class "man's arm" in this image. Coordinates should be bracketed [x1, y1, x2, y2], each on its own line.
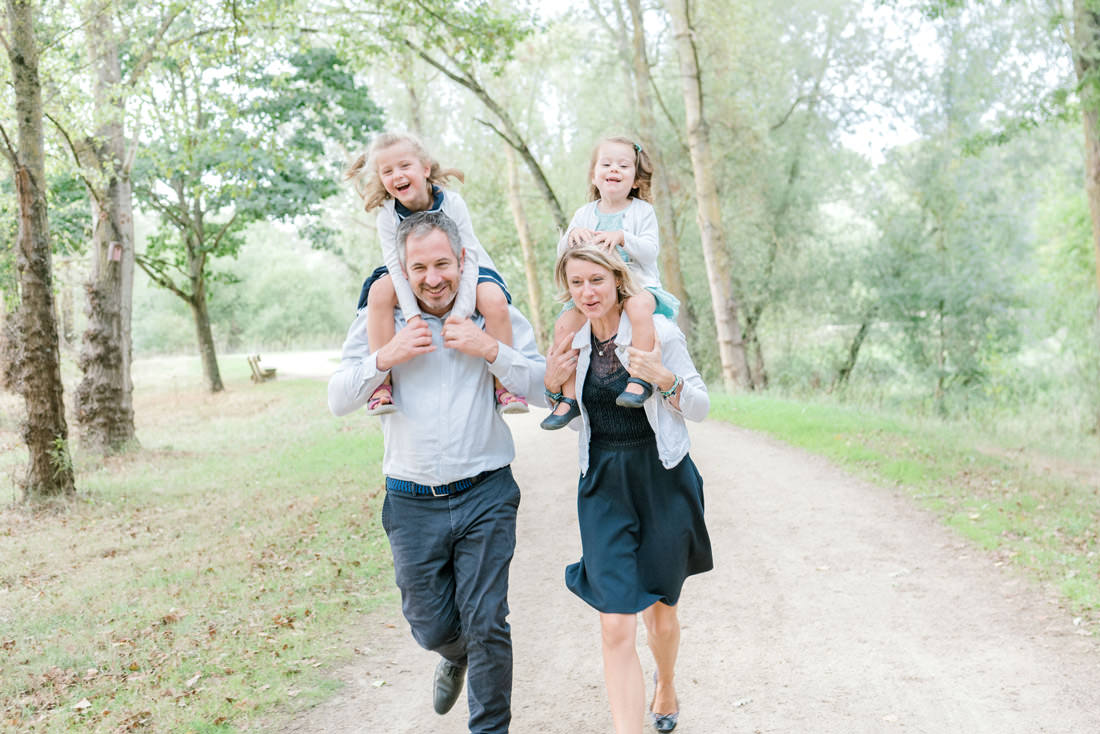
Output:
[328, 309, 385, 416]
[442, 306, 548, 408]
[328, 309, 435, 416]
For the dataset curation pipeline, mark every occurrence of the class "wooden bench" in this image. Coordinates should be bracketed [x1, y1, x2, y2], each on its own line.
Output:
[248, 354, 276, 383]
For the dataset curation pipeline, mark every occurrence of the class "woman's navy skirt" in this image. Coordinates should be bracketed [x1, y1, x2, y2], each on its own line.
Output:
[565, 437, 712, 614]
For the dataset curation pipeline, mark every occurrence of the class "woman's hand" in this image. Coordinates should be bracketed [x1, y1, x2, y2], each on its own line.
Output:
[544, 330, 580, 393]
[625, 340, 674, 389]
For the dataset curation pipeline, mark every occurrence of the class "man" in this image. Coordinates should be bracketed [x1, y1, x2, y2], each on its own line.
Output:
[328, 209, 545, 734]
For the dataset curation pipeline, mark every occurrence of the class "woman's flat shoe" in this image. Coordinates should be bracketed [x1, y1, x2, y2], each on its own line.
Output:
[539, 397, 579, 430]
[615, 377, 652, 408]
[650, 710, 679, 732]
[650, 670, 679, 732]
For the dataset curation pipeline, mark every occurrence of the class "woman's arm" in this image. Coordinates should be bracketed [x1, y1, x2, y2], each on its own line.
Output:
[625, 319, 708, 420]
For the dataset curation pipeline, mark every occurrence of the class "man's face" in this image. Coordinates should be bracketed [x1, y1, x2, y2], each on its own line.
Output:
[403, 228, 463, 317]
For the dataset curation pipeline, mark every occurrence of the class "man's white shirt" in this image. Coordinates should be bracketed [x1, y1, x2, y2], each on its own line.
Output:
[328, 307, 546, 486]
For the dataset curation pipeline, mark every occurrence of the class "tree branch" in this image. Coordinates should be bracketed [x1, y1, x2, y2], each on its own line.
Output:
[649, 75, 690, 159]
[0, 121, 16, 166]
[126, 6, 186, 87]
[44, 112, 104, 207]
[135, 253, 191, 303]
[207, 211, 239, 254]
[475, 117, 520, 150]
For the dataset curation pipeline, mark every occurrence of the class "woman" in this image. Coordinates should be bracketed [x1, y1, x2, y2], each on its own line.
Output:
[543, 244, 712, 733]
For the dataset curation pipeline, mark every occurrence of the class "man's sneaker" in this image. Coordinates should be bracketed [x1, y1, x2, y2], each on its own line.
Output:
[432, 659, 466, 715]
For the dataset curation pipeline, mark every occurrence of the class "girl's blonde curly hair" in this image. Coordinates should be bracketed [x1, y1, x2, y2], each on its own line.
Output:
[344, 132, 464, 212]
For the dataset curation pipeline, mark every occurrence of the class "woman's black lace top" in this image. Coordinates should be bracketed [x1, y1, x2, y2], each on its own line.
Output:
[584, 331, 654, 446]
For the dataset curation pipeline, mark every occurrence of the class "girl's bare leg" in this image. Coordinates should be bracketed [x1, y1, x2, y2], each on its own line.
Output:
[477, 283, 528, 412]
[550, 307, 587, 415]
[366, 275, 399, 409]
[622, 290, 657, 396]
[600, 613, 645, 734]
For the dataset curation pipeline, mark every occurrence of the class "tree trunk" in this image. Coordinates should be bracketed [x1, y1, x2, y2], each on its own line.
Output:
[3, 0, 76, 499]
[627, 0, 693, 338]
[189, 288, 223, 394]
[742, 312, 768, 390]
[833, 320, 870, 390]
[74, 7, 136, 453]
[504, 146, 547, 349]
[1072, 0, 1100, 429]
[666, 0, 751, 391]
[186, 234, 223, 393]
[58, 256, 75, 347]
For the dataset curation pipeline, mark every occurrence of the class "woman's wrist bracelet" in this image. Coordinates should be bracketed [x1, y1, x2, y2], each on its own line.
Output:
[660, 374, 681, 399]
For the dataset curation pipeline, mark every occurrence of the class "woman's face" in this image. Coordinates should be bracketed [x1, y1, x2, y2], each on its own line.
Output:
[565, 258, 619, 322]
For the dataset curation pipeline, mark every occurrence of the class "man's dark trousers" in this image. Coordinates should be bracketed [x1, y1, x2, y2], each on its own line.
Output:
[381, 466, 520, 734]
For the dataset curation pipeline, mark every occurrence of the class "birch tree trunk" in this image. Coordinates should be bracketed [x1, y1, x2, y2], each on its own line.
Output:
[627, 0, 693, 338]
[73, 6, 136, 453]
[187, 227, 223, 393]
[1073, 2, 1100, 326]
[2, 0, 76, 499]
[666, 0, 750, 390]
[504, 146, 547, 349]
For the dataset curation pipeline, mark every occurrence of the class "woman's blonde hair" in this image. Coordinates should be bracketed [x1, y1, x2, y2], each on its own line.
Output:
[554, 244, 642, 305]
[586, 135, 654, 203]
[344, 132, 465, 211]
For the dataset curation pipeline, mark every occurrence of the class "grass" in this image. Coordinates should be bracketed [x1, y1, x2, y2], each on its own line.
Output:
[0, 356, 391, 733]
[710, 393, 1100, 630]
[5, 356, 1099, 730]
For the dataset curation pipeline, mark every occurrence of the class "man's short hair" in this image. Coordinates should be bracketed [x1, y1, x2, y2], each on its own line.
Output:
[395, 210, 462, 270]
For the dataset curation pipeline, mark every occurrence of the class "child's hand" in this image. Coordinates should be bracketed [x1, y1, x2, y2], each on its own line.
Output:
[590, 230, 625, 250]
[568, 228, 598, 248]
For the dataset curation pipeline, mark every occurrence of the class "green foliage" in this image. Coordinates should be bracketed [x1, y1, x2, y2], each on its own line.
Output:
[131, 221, 358, 354]
[134, 25, 383, 302]
[0, 172, 90, 307]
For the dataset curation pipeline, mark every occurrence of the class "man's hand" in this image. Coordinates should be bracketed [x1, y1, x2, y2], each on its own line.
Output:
[375, 318, 435, 371]
[443, 316, 498, 362]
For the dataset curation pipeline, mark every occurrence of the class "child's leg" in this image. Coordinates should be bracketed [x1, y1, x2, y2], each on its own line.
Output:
[366, 275, 398, 413]
[478, 281, 512, 347]
[550, 307, 587, 416]
[622, 290, 657, 396]
[478, 282, 528, 414]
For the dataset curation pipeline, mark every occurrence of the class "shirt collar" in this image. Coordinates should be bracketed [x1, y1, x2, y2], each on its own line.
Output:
[394, 184, 445, 219]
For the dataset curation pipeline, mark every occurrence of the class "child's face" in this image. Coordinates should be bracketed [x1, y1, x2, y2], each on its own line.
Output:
[376, 142, 432, 210]
[591, 141, 637, 202]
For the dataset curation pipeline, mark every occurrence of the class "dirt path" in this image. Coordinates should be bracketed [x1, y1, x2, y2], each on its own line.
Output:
[278, 413, 1100, 733]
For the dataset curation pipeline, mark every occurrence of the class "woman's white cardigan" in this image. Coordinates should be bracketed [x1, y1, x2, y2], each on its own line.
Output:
[566, 310, 708, 475]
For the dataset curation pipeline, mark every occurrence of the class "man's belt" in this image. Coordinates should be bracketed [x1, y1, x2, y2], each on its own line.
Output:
[385, 467, 504, 497]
